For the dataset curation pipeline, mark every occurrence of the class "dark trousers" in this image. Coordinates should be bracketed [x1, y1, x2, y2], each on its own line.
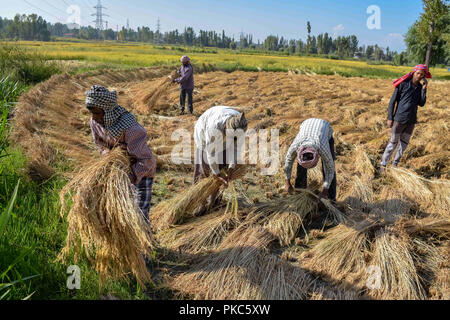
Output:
[381, 121, 415, 166]
[180, 89, 193, 112]
[295, 137, 337, 201]
[135, 177, 153, 223]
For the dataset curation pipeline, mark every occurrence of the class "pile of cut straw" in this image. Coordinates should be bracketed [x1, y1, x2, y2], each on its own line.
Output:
[156, 182, 244, 254]
[171, 226, 314, 300]
[58, 148, 153, 288]
[151, 166, 246, 231]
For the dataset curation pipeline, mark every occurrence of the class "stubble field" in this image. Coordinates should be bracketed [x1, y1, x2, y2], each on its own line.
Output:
[12, 65, 450, 300]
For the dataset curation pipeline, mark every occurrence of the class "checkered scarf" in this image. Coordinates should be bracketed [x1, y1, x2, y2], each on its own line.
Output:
[393, 64, 432, 88]
[297, 146, 319, 169]
[85, 85, 137, 138]
[181, 55, 191, 64]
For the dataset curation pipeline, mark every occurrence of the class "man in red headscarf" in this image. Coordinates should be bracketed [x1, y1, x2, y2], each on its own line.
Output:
[379, 64, 431, 173]
[284, 118, 336, 202]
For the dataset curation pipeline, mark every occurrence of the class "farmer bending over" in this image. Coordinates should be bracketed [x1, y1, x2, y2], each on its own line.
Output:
[194, 106, 248, 206]
[173, 55, 194, 115]
[379, 64, 430, 173]
[285, 118, 337, 202]
[86, 85, 157, 221]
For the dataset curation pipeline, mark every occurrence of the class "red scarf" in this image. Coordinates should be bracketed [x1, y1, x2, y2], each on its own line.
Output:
[392, 64, 432, 88]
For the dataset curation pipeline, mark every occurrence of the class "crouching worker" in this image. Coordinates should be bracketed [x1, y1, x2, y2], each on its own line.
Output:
[284, 118, 337, 203]
[86, 85, 157, 222]
[193, 106, 248, 207]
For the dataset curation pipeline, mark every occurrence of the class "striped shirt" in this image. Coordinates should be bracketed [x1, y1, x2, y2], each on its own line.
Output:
[90, 118, 157, 184]
[285, 118, 335, 189]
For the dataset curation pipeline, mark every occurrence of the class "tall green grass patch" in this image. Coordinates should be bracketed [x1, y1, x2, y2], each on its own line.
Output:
[0, 43, 61, 84]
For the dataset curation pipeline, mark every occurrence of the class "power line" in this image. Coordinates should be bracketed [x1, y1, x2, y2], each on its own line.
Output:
[92, 0, 108, 30]
[74, 0, 123, 27]
[57, 0, 96, 26]
[21, 0, 66, 23]
[41, 0, 69, 16]
[41, 0, 91, 26]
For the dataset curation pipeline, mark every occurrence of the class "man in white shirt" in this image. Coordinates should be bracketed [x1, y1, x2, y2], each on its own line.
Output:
[284, 118, 337, 202]
[193, 106, 248, 187]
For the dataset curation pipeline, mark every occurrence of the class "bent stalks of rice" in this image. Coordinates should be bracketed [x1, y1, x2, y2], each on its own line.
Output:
[389, 167, 434, 204]
[246, 192, 316, 245]
[370, 229, 426, 300]
[396, 217, 450, 239]
[156, 182, 243, 254]
[300, 223, 370, 286]
[138, 72, 178, 111]
[171, 226, 314, 299]
[150, 166, 246, 232]
[58, 148, 153, 288]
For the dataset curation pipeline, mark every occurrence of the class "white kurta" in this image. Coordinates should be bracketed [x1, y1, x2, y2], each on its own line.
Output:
[194, 106, 240, 175]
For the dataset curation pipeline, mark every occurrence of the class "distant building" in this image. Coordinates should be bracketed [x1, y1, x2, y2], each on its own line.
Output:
[63, 33, 75, 38]
[353, 52, 364, 59]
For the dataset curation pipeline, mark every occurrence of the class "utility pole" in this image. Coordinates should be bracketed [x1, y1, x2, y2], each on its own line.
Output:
[127, 18, 130, 31]
[105, 21, 108, 30]
[92, 0, 109, 31]
[156, 17, 161, 43]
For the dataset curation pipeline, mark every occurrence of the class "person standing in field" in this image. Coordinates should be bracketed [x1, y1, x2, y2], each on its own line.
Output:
[173, 55, 194, 115]
[379, 64, 431, 173]
[193, 106, 248, 207]
[86, 85, 157, 222]
[284, 118, 337, 203]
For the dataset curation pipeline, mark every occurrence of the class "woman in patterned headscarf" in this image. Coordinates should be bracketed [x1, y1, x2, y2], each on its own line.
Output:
[85, 85, 157, 221]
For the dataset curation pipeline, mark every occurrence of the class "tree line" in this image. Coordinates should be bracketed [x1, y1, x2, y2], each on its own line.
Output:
[1, 0, 448, 66]
[0, 14, 400, 62]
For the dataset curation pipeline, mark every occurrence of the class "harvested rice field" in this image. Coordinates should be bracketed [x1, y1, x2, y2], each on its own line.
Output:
[13, 66, 450, 300]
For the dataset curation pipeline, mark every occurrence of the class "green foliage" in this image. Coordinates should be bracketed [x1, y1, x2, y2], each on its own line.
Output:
[0, 14, 50, 41]
[0, 149, 151, 300]
[393, 52, 408, 66]
[0, 43, 60, 84]
[0, 76, 24, 102]
[405, 0, 449, 66]
[0, 100, 11, 162]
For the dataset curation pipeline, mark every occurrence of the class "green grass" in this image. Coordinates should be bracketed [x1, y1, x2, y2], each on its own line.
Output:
[0, 62, 156, 299]
[13, 40, 450, 80]
[0, 148, 151, 300]
[0, 77, 25, 102]
[0, 43, 61, 85]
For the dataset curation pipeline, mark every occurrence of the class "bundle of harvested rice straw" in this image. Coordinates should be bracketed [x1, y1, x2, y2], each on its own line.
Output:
[299, 214, 450, 300]
[58, 148, 153, 288]
[156, 182, 243, 254]
[171, 226, 314, 300]
[141, 71, 178, 109]
[151, 166, 246, 231]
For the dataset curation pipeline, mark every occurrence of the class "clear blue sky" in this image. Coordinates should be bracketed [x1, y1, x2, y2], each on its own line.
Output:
[1, 0, 425, 51]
